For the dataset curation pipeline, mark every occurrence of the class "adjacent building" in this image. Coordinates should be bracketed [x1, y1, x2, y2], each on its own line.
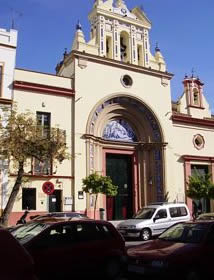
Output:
[0, 27, 17, 217]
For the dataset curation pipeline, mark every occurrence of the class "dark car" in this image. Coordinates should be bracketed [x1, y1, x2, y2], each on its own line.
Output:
[196, 212, 214, 220]
[11, 218, 126, 280]
[127, 220, 214, 280]
[0, 228, 38, 280]
[29, 211, 89, 220]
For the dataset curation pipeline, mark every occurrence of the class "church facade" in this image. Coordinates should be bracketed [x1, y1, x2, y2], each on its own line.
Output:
[1, 0, 214, 224]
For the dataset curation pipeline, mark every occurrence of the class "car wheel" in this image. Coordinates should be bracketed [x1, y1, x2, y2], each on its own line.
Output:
[104, 258, 121, 279]
[140, 228, 151, 241]
[185, 269, 200, 280]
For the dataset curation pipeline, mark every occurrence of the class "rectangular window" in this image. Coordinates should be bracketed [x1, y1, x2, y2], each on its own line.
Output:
[37, 111, 51, 137]
[191, 164, 208, 176]
[0, 65, 3, 96]
[22, 188, 36, 210]
[34, 159, 52, 175]
[34, 112, 52, 175]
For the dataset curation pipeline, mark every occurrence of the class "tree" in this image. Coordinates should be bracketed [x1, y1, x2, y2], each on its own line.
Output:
[0, 107, 70, 225]
[186, 173, 214, 201]
[82, 172, 118, 219]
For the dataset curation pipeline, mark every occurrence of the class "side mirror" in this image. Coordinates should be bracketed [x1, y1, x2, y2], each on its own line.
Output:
[153, 215, 160, 223]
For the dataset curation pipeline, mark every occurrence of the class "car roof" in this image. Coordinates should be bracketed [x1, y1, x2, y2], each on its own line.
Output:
[26, 217, 111, 226]
[29, 212, 88, 220]
[198, 212, 214, 217]
[180, 220, 214, 226]
[146, 202, 187, 209]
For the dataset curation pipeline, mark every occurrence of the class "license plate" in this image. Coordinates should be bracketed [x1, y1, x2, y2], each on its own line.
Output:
[128, 265, 145, 274]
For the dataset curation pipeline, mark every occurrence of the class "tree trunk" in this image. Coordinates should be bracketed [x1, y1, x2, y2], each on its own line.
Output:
[0, 162, 24, 226]
[94, 194, 98, 219]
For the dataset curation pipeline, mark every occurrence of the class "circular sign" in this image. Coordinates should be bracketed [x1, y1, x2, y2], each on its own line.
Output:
[42, 181, 55, 195]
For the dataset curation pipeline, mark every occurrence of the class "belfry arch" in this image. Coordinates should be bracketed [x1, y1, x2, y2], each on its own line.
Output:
[85, 95, 167, 220]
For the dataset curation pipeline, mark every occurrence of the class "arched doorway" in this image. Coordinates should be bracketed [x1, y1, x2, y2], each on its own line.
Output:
[85, 95, 166, 220]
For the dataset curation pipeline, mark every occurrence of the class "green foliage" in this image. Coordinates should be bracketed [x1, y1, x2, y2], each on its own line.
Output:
[186, 172, 214, 200]
[82, 172, 118, 197]
[82, 172, 118, 219]
[0, 107, 70, 165]
[0, 106, 70, 225]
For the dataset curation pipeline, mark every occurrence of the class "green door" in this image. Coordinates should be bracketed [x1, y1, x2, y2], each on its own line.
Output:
[106, 154, 133, 220]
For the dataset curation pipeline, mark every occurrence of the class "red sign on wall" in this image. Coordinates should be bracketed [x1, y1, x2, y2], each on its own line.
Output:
[42, 181, 55, 195]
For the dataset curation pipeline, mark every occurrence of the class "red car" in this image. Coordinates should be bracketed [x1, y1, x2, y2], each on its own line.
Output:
[11, 218, 126, 279]
[0, 228, 38, 280]
[127, 220, 214, 280]
[29, 211, 89, 220]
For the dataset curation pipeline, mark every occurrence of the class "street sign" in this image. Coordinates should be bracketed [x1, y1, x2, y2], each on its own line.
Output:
[42, 181, 55, 195]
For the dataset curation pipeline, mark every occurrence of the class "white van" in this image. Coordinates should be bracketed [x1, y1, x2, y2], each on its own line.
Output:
[117, 202, 190, 241]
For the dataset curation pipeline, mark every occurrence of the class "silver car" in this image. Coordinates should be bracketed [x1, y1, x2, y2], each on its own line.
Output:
[117, 202, 190, 241]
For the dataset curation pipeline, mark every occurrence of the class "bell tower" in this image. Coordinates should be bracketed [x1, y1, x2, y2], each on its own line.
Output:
[89, 0, 154, 67]
[63, 0, 167, 72]
[183, 74, 204, 110]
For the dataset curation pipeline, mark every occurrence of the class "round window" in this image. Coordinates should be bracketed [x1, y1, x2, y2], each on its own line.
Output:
[193, 134, 205, 150]
[121, 75, 133, 88]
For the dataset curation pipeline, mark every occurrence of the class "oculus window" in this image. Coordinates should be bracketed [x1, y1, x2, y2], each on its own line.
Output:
[193, 134, 204, 150]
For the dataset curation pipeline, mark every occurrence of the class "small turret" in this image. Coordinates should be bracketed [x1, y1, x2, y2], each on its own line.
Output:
[115, 0, 126, 8]
[154, 43, 166, 72]
[93, 0, 104, 8]
[71, 20, 86, 51]
[182, 73, 204, 109]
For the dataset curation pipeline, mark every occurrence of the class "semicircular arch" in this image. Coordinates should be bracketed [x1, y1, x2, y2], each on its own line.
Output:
[86, 94, 164, 143]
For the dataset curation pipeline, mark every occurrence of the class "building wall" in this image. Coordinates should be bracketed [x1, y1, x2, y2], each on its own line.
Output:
[71, 54, 175, 213]
[5, 69, 74, 225]
[0, 28, 17, 216]
[0, 28, 17, 99]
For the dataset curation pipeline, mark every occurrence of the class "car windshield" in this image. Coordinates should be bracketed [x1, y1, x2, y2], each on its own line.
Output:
[133, 208, 156, 219]
[158, 223, 208, 243]
[11, 222, 48, 244]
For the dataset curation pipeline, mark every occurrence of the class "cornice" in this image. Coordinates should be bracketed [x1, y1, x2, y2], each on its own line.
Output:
[10, 173, 74, 179]
[95, 8, 151, 29]
[71, 50, 174, 80]
[0, 43, 16, 49]
[84, 134, 168, 149]
[182, 155, 214, 162]
[0, 98, 12, 105]
[13, 80, 75, 97]
[172, 113, 214, 128]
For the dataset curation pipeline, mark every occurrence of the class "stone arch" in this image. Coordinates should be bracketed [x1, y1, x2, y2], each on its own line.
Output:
[85, 94, 166, 218]
[86, 94, 164, 143]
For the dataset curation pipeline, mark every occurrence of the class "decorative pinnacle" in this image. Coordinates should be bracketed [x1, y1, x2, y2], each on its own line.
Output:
[155, 42, 160, 52]
[76, 20, 82, 31]
[191, 68, 195, 78]
[63, 48, 68, 59]
[116, 0, 125, 8]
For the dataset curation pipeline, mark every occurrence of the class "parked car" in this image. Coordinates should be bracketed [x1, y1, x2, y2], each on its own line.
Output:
[127, 220, 214, 280]
[29, 211, 89, 220]
[196, 212, 214, 220]
[117, 202, 190, 241]
[0, 228, 38, 280]
[11, 218, 126, 279]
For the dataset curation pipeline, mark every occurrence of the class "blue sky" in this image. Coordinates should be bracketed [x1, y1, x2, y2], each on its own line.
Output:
[1, 0, 214, 111]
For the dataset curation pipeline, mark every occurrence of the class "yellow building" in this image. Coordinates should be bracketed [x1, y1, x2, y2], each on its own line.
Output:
[1, 0, 214, 224]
